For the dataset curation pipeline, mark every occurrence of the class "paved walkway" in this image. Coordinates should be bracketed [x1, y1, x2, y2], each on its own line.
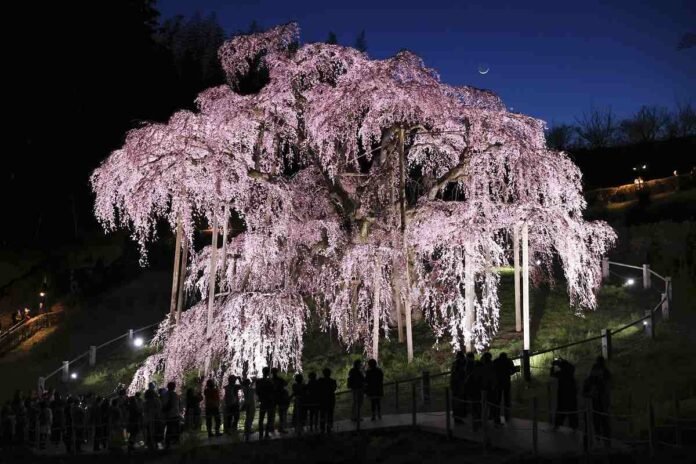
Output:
[33, 410, 629, 458]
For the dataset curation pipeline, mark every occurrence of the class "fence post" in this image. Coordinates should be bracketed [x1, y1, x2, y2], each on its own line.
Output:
[411, 382, 417, 428]
[38, 376, 45, 393]
[128, 329, 134, 343]
[522, 350, 531, 382]
[647, 396, 655, 458]
[674, 393, 682, 447]
[445, 387, 452, 439]
[421, 370, 431, 405]
[395, 381, 399, 412]
[531, 396, 538, 457]
[644, 310, 655, 339]
[665, 276, 672, 303]
[642, 264, 651, 289]
[89, 345, 97, 367]
[62, 361, 69, 382]
[661, 293, 670, 320]
[481, 390, 488, 452]
[601, 257, 609, 279]
[601, 329, 612, 360]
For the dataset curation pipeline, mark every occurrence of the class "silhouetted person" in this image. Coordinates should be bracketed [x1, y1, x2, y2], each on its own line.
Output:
[92, 396, 106, 452]
[551, 357, 578, 430]
[256, 367, 275, 439]
[50, 392, 65, 448]
[493, 352, 518, 425]
[291, 374, 305, 434]
[272, 368, 290, 434]
[38, 400, 52, 450]
[583, 356, 611, 441]
[223, 375, 241, 434]
[162, 382, 180, 448]
[107, 398, 122, 452]
[204, 378, 222, 437]
[304, 372, 319, 431]
[317, 368, 337, 433]
[1, 401, 14, 447]
[348, 359, 365, 422]
[241, 378, 255, 442]
[127, 394, 143, 451]
[143, 389, 161, 451]
[450, 351, 467, 422]
[479, 352, 498, 423]
[365, 359, 383, 421]
[465, 353, 482, 429]
[184, 387, 202, 432]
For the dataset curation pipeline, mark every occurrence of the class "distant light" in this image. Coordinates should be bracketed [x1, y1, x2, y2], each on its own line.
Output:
[625, 278, 635, 287]
[642, 320, 648, 326]
[70, 372, 78, 380]
[39, 292, 46, 297]
[673, 170, 678, 176]
[632, 167, 637, 171]
[133, 337, 144, 348]
[642, 165, 647, 170]
[535, 260, 541, 265]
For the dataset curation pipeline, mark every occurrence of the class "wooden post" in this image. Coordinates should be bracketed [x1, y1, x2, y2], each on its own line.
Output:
[62, 361, 69, 382]
[665, 276, 672, 303]
[531, 397, 538, 457]
[601, 329, 612, 360]
[522, 221, 531, 350]
[169, 219, 183, 324]
[393, 283, 404, 343]
[445, 387, 452, 439]
[395, 381, 399, 412]
[514, 225, 522, 332]
[644, 310, 655, 339]
[411, 382, 417, 428]
[207, 213, 219, 339]
[38, 377, 45, 393]
[372, 256, 381, 361]
[175, 242, 188, 324]
[522, 349, 531, 382]
[642, 264, 651, 289]
[661, 292, 669, 320]
[421, 370, 431, 405]
[128, 329, 134, 344]
[601, 257, 610, 279]
[89, 345, 97, 367]
[220, 205, 229, 290]
[399, 127, 413, 363]
[647, 396, 655, 458]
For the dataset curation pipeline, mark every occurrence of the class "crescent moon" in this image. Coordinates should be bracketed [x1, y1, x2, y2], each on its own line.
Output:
[478, 65, 489, 75]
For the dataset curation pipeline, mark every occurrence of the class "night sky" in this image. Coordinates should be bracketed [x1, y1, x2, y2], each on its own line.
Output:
[159, 0, 695, 126]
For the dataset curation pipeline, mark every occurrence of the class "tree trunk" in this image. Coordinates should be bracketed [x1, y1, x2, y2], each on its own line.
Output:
[206, 214, 219, 339]
[522, 221, 531, 350]
[464, 246, 475, 352]
[399, 128, 414, 362]
[514, 224, 522, 332]
[372, 256, 382, 361]
[393, 277, 404, 342]
[169, 219, 183, 325]
[220, 205, 229, 290]
[175, 241, 188, 324]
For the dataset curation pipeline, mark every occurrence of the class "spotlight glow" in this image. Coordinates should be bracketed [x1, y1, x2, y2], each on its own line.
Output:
[133, 337, 144, 348]
[70, 372, 78, 380]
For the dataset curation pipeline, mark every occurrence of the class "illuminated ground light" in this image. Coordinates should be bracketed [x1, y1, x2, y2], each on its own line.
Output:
[133, 337, 144, 348]
[70, 372, 78, 380]
[625, 278, 635, 286]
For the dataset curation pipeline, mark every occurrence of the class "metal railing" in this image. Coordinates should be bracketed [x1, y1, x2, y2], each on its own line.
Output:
[0, 311, 64, 356]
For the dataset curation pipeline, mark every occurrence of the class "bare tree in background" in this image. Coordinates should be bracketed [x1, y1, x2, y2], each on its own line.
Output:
[666, 100, 696, 138]
[620, 105, 670, 144]
[545, 123, 576, 151]
[677, 33, 695, 50]
[575, 106, 616, 148]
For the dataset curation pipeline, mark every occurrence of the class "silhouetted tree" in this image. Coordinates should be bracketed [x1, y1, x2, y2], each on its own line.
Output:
[326, 31, 338, 45]
[666, 100, 696, 138]
[575, 107, 616, 148]
[354, 30, 367, 52]
[546, 124, 576, 151]
[677, 32, 695, 50]
[619, 105, 670, 144]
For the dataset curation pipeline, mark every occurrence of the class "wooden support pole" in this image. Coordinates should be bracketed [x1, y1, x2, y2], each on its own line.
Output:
[661, 292, 669, 320]
[394, 284, 404, 343]
[644, 309, 655, 339]
[514, 225, 522, 332]
[601, 329, 612, 360]
[522, 349, 531, 382]
[62, 361, 69, 382]
[522, 221, 531, 351]
[372, 257, 382, 361]
[642, 264, 651, 289]
[207, 213, 219, 339]
[220, 205, 229, 290]
[464, 246, 475, 353]
[169, 220, 183, 324]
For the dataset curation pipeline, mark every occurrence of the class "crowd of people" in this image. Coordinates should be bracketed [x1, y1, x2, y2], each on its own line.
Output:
[0, 366, 341, 454]
[0, 353, 613, 454]
[450, 352, 612, 437]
